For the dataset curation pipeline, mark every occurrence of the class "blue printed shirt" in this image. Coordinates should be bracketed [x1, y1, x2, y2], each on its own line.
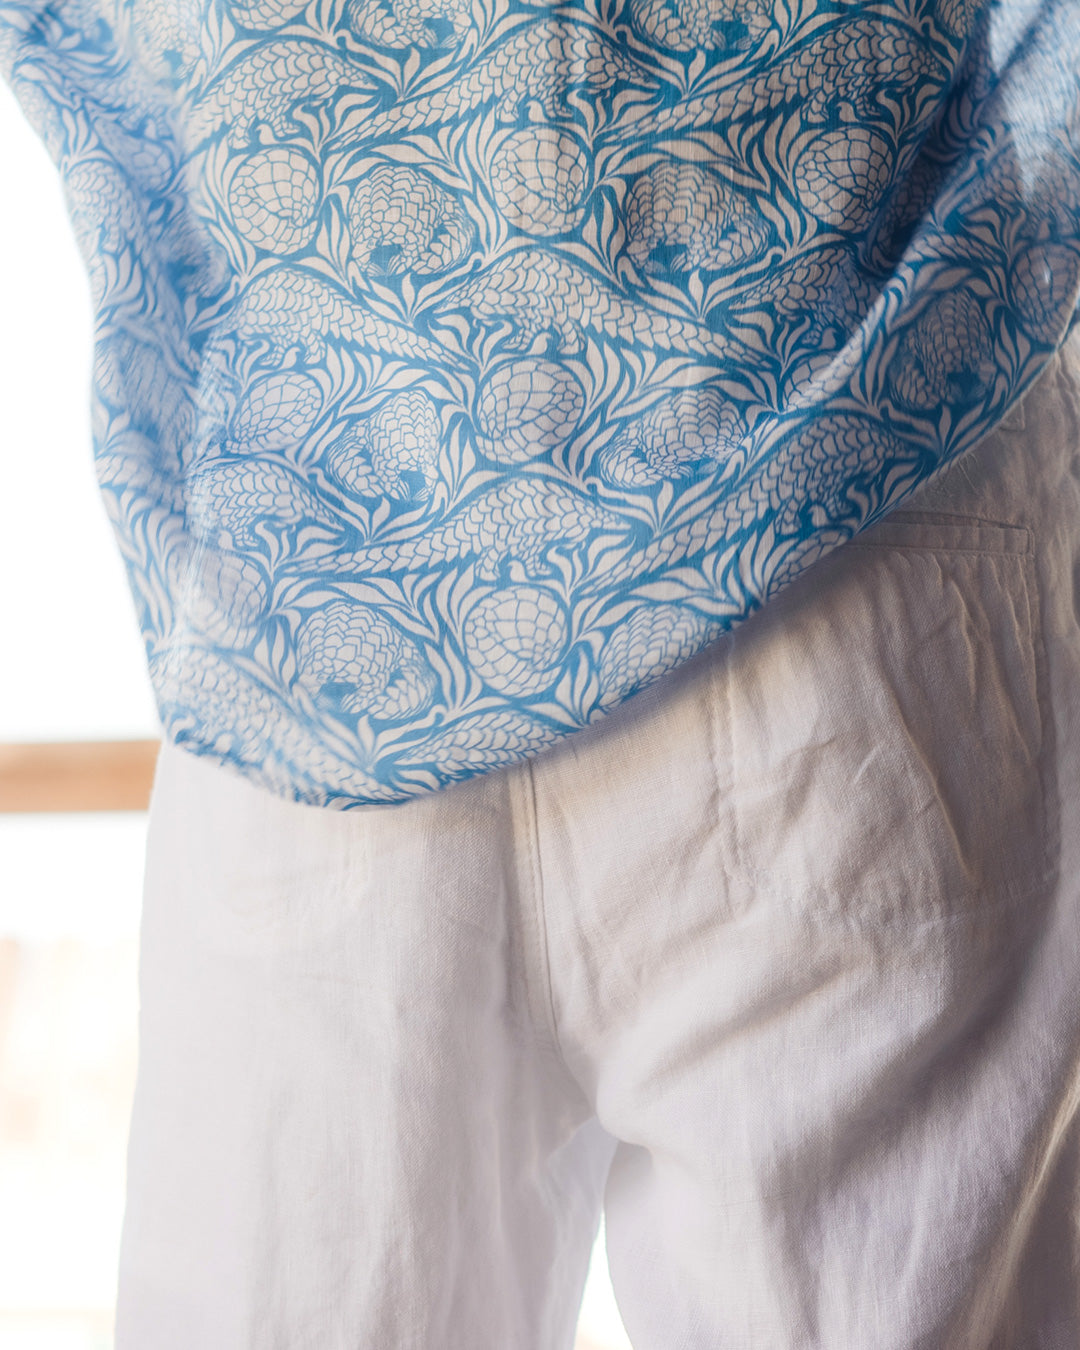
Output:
[1, 0, 1078, 804]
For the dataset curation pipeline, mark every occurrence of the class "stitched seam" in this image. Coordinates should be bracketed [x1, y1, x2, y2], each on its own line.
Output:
[722, 640, 744, 882]
[847, 538, 1033, 557]
[886, 510, 1029, 531]
[1023, 548, 1061, 936]
[519, 757, 564, 1061]
[851, 520, 1034, 556]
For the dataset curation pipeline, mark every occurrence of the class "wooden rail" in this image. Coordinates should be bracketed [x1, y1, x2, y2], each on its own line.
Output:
[0, 740, 159, 813]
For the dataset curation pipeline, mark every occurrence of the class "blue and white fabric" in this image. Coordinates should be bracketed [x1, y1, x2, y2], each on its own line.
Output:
[1, 0, 1078, 805]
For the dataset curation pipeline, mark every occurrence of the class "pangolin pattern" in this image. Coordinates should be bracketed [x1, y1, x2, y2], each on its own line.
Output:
[2, 0, 1079, 807]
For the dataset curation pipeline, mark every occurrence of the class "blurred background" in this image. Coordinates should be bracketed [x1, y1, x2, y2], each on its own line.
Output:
[0, 80, 630, 1350]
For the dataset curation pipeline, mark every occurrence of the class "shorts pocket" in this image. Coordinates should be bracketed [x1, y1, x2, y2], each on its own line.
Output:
[713, 511, 1049, 924]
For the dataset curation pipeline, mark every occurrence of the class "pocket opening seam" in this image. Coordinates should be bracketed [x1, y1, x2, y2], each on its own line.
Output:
[851, 513, 1033, 557]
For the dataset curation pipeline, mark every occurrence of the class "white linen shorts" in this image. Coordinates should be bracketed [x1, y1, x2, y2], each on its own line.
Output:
[116, 329, 1080, 1349]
